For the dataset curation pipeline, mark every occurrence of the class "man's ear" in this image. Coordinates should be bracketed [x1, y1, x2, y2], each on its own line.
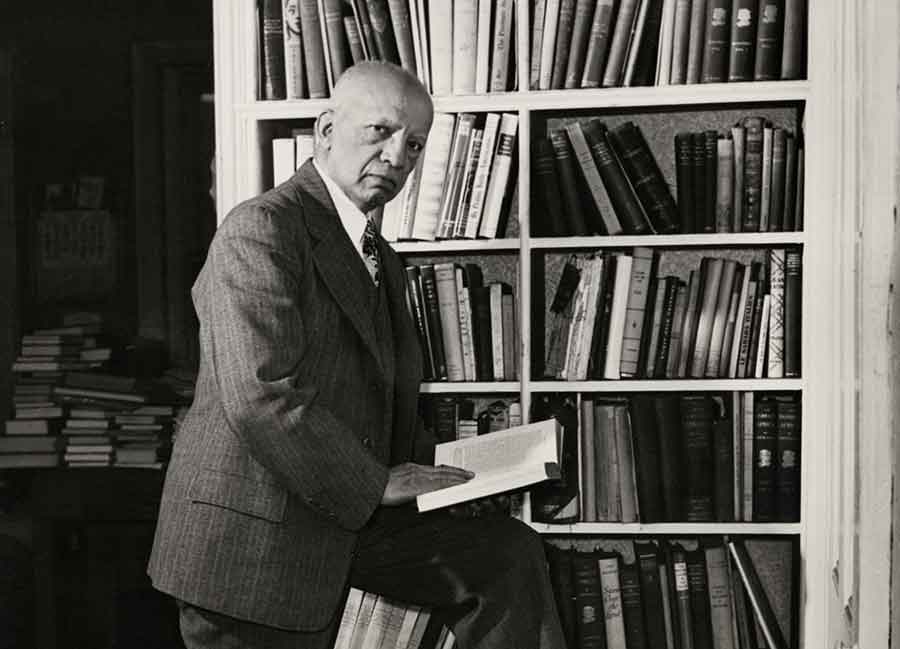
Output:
[315, 109, 335, 148]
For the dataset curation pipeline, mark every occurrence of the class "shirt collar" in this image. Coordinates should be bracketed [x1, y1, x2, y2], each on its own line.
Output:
[313, 158, 369, 256]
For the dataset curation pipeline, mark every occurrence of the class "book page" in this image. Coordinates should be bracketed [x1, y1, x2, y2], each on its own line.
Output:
[434, 418, 559, 477]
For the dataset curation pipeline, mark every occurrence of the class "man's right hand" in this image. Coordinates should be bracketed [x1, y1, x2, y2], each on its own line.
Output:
[381, 462, 473, 506]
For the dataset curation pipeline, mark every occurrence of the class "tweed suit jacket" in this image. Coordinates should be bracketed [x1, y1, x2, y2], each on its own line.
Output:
[147, 161, 424, 632]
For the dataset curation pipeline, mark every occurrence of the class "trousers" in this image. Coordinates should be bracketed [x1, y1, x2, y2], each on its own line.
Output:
[178, 505, 565, 649]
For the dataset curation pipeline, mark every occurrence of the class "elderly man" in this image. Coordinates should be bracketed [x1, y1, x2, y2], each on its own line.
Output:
[148, 61, 564, 649]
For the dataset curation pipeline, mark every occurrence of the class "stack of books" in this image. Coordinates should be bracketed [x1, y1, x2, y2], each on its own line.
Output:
[332, 588, 443, 649]
[529, 0, 807, 91]
[259, 0, 518, 100]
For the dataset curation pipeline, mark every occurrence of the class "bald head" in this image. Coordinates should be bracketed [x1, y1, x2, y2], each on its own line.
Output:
[314, 62, 434, 213]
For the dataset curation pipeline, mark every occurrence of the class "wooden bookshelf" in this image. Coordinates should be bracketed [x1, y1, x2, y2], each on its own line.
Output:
[210, 1, 859, 645]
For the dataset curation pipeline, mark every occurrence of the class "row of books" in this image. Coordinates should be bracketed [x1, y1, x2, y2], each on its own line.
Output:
[533, 116, 803, 238]
[423, 397, 524, 444]
[531, 0, 807, 92]
[542, 247, 801, 381]
[382, 112, 520, 242]
[406, 263, 518, 383]
[546, 536, 793, 649]
[674, 118, 804, 234]
[333, 588, 455, 649]
[260, 0, 518, 100]
[10, 320, 112, 375]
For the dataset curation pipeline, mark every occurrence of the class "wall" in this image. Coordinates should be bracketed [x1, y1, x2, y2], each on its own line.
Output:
[1, 0, 213, 335]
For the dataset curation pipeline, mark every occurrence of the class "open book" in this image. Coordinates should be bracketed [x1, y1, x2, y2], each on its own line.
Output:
[416, 418, 563, 513]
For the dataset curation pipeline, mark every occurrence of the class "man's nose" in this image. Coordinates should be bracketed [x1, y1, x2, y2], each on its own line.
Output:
[380, 133, 408, 168]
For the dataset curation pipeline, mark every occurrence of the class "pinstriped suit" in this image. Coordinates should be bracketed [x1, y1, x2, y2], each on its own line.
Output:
[148, 161, 565, 649]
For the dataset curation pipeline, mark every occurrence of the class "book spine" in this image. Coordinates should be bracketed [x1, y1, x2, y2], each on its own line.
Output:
[680, 395, 716, 522]
[741, 117, 764, 232]
[565, 121, 627, 235]
[478, 114, 519, 238]
[720, 264, 746, 377]
[452, 128, 485, 237]
[602, 0, 641, 87]
[629, 395, 665, 523]
[752, 396, 779, 521]
[701, 0, 732, 82]
[759, 125, 773, 230]
[775, 397, 801, 521]
[619, 562, 649, 649]
[692, 132, 709, 233]
[603, 255, 634, 379]
[572, 551, 608, 648]
[464, 113, 501, 238]
[676, 270, 702, 377]
[635, 542, 669, 646]
[581, 121, 646, 235]
[419, 265, 449, 380]
[452, 0, 478, 94]
[655, 394, 685, 521]
[675, 132, 695, 233]
[550, 0, 578, 89]
[727, 541, 790, 649]
[470, 286, 495, 380]
[652, 277, 680, 378]
[632, 0, 667, 86]
[434, 263, 465, 381]
[365, 0, 400, 64]
[783, 248, 802, 377]
[411, 113, 456, 240]
[353, 0, 379, 59]
[262, 0, 287, 99]
[715, 135, 735, 233]
[387, 0, 418, 74]
[780, 0, 806, 79]
[704, 546, 738, 649]
[322, 0, 351, 78]
[608, 121, 680, 234]
[299, 0, 330, 98]
[731, 124, 746, 231]
[343, 15, 365, 63]
[429, 0, 453, 94]
[530, 0, 548, 89]
[454, 267, 478, 381]
[766, 248, 786, 378]
[539, 0, 562, 90]
[620, 247, 656, 377]
[489, 283, 506, 380]
[564, 0, 597, 89]
[531, 137, 569, 236]
[713, 413, 736, 521]
[473, 0, 493, 93]
[769, 127, 787, 231]
[690, 257, 725, 378]
[703, 130, 719, 232]
[782, 132, 797, 231]
[665, 280, 690, 378]
[752, 294, 772, 378]
[685, 549, 715, 649]
[705, 259, 738, 377]
[753, 0, 784, 80]
[598, 555, 628, 648]
[436, 114, 476, 238]
[669, 0, 693, 84]
[284, 6, 308, 98]
[728, 0, 757, 81]
[671, 547, 696, 649]
[656, 0, 678, 85]
[580, 0, 617, 88]
[489, 0, 515, 91]
[685, 0, 708, 85]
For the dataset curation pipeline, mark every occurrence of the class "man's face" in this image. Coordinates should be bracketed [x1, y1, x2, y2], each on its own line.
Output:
[320, 78, 432, 213]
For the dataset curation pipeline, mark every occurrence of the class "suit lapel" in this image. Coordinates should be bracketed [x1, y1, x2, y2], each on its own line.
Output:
[293, 162, 385, 377]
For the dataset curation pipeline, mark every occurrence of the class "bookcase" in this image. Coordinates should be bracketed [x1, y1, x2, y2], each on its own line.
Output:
[211, 1, 852, 646]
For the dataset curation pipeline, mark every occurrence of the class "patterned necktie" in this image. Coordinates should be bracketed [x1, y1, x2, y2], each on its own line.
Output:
[361, 217, 380, 286]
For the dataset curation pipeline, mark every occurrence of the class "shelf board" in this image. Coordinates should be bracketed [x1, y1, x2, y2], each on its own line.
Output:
[528, 379, 803, 392]
[530, 232, 805, 249]
[235, 81, 810, 121]
[420, 381, 520, 394]
[392, 239, 520, 254]
[529, 522, 802, 535]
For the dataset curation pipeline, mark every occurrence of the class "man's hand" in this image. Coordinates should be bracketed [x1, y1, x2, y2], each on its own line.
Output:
[381, 462, 474, 506]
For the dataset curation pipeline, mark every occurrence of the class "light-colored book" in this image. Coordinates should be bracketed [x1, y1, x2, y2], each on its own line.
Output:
[564, 121, 623, 235]
[477, 113, 519, 238]
[614, 403, 639, 523]
[452, 0, 478, 95]
[539, 0, 561, 89]
[489, 282, 506, 380]
[463, 113, 501, 238]
[690, 257, 725, 377]
[741, 391, 755, 521]
[668, 0, 692, 84]
[580, 397, 597, 522]
[488, 0, 515, 91]
[655, 0, 678, 84]
[474, 0, 494, 93]
[272, 137, 295, 186]
[428, 0, 454, 95]
[434, 263, 465, 381]
[766, 248, 786, 378]
[437, 114, 477, 238]
[706, 258, 738, 377]
[347, 591, 380, 649]
[416, 418, 562, 512]
[619, 247, 655, 377]
[455, 266, 478, 381]
[598, 554, 627, 648]
[603, 254, 634, 379]
[602, 0, 641, 87]
[705, 545, 738, 649]
[760, 125, 774, 230]
[411, 113, 456, 240]
[754, 294, 772, 378]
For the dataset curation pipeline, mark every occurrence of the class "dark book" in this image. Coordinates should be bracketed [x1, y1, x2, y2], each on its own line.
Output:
[343, 10, 366, 62]
[299, 0, 330, 98]
[628, 394, 665, 523]
[549, 129, 595, 235]
[564, 0, 599, 89]
[588, 253, 616, 380]
[634, 541, 669, 648]
[728, 0, 757, 81]
[775, 396, 801, 521]
[794, 143, 804, 229]
[365, 0, 401, 64]
[530, 395, 581, 523]
[551, 0, 578, 89]
[322, 0, 352, 80]
[386, 0, 418, 74]
[741, 116, 765, 232]
[745, 263, 768, 377]
[679, 395, 716, 522]
[572, 550, 609, 649]
[404, 266, 436, 380]
[702, 130, 718, 233]
[685, 0, 707, 84]
[727, 540, 791, 649]
[701, 0, 732, 82]
[664, 542, 691, 649]
[780, 0, 806, 79]
[691, 132, 709, 233]
[753, 395, 779, 521]
[419, 265, 449, 381]
[581, 0, 618, 87]
[546, 544, 579, 648]
[675, 132, 695, 233]
[654, 394, 684, 521]
[652, 276, 680, 377]
[261, 0, 287, 99]
[607, 121, 680, 234]
[431, 395, 459, 444]
[619, 561, 648, 649]
[768, 127, 787, 232]
[685, 548, 714, 649]
[352, 0, 379, 59]
[753, 0, 784, 80]
[782, 132, 797, 231]
[602, 0, 642, 87]
[636, 258, 663, 378]
[544, 257, 582, 378]
[534, 137, 585, 236]
[470, 285, 495, 381]
[581, 120, 652, 235]
[631, 0, 666, 86]
[712, 406, 735, 521]
[783, 248, 802, 377]
[736, 262, 763, 377]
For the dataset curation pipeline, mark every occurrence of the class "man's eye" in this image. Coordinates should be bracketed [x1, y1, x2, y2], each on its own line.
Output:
[368, 125, 389, 136]
[408, 141, 425, 153]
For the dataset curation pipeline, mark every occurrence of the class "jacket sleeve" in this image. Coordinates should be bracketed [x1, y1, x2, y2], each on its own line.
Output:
[200, 206, 389, 531]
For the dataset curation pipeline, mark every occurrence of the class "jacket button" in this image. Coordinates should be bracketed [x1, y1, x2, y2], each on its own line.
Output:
[362, 437, 372, 448]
